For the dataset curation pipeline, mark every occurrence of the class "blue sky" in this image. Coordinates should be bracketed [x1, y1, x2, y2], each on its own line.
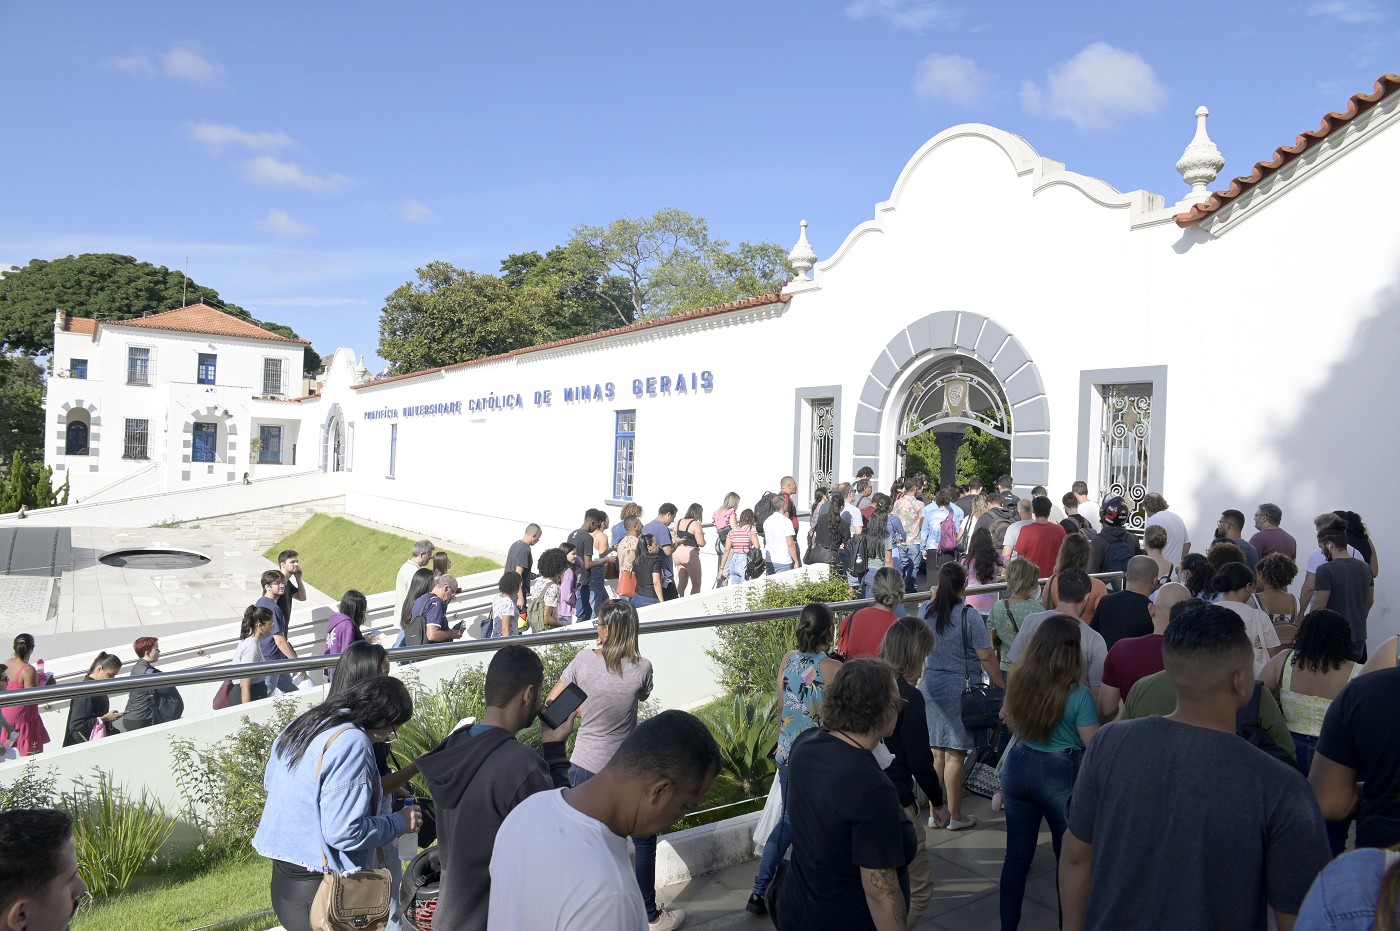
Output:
[1, 1, 1395, 369]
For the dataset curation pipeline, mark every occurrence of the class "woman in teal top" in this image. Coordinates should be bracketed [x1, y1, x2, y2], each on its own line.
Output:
[748, 603, 843, 915]
[999, 614, 1101, 930]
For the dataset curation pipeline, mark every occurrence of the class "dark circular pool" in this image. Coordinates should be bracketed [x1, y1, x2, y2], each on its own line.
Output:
[99, 549, 211, 570]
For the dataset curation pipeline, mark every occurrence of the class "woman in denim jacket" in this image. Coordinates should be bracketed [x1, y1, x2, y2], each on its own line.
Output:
[253, 676, 422, 931]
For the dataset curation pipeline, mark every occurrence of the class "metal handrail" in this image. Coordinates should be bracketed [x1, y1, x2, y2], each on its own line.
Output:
[0, 572, 1123, 709]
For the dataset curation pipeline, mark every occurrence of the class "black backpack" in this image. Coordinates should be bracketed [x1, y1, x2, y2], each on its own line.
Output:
[1236, 683, 1295, 768]
[753, 492, 777, 537]
[987, 509, 1014, 550]
[1102, 534, 1136, 574]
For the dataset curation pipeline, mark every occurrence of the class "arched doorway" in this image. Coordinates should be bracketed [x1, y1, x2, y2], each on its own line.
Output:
[321, 404, 346, 473]
[895, 356, 1010, 488]
[852, 310, 1050, 491]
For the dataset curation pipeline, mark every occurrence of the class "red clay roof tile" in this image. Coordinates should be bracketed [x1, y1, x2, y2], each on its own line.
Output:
[1176, 73, 1400, 227]
[353, 291, 791, 390]
[58, 313, 97, 335]
[99, 303, 309, 344]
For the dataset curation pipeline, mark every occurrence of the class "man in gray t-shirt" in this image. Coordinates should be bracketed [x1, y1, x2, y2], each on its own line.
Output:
[1060, 604, 1329, 931]
[1313, 527, 1374, 661]
[1006, 569, 1106, 689]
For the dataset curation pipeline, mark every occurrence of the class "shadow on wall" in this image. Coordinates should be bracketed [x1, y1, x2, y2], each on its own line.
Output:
[1182, 272, 1400, 642]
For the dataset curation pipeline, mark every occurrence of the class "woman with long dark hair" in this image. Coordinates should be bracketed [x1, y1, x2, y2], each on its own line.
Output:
[63, 652, 123, 746]
[399, 567, 435, 631]
[1180, 552, 1213, 601]
[921, 562, 1004, 831]
[1260, 608, 1360, 856]
[962, 526, 1003, 614]
[1334, 509, 1380, 578]
[999, 615, 1100, 929]
[812, 487, 852, 570]
[547, 600, 677, 927]
[2, 633, 48, 756]
[1045, 534, 1107, 617]
[852, 494, 895, 598]
[1214, 563, 1280, 675]
[233, 606, 274, 705]
[327, 642, 390, 699]
[253, 676, 421, 931]
[324, 590, 369, 678]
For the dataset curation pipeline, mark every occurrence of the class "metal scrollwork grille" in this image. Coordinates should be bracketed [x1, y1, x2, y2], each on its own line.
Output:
[1099, 385, 1152, 531]
[810, 399, 835, 501]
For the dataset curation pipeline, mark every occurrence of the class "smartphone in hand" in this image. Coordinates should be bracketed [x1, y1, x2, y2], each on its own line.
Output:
[541, 683, 587, 730]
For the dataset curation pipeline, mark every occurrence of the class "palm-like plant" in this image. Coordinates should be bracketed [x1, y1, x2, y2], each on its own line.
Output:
[699, 693, 779, 801]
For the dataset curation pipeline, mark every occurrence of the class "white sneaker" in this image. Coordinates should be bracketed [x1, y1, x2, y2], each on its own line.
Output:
[649, 906, 686, 930]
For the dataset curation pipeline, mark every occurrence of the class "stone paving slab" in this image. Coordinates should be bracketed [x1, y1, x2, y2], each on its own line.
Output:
[0, 576, 56, 636]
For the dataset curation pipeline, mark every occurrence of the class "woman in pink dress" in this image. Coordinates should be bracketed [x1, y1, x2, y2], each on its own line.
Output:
[3, 633, 51, 756]
[961, 528, 1004, 614]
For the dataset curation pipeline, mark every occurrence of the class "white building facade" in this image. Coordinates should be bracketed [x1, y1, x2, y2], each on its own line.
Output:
[44, 74, 1400, 643]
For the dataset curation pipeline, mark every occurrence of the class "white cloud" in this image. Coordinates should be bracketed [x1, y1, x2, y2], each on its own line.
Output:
[913, 53, 992, 107]
[256, 210, 316, 238]
[161, 42, 224, 84]
[188, 121, 296, 156]
[845, 0, 958, 32]
[1307, 1, 1388, 23]
[108, 42, 224, 84]
[395, 200, 437, 223]
[1020, 42, 1166, 130]
[242, 156, 349, 194]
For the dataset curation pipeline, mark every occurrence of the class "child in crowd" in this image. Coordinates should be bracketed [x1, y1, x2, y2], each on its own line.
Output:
[488, 572, 521, 638]
[556, 543, 579, 625]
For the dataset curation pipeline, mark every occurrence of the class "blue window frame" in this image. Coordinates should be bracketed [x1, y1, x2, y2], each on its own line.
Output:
[197, 353, 217, 385]
[388, 424, 398, 478]
[258, 425, 282, 464]
[70, 359, 88, 380]
[613, 410, 636, 501]
[192, 422, 217, 462]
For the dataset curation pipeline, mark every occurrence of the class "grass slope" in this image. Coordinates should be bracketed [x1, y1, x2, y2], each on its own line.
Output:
[265, 514, 499, 598]
[74, 855, 275, 931]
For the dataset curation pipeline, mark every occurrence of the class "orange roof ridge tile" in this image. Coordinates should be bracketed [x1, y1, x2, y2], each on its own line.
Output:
[1176, 73, 1400, 227]
[99, 303, 309, 344]
[353, 290, 791, 390]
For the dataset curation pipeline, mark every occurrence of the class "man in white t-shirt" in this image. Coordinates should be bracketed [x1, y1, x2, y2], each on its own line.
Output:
[1142, 493, 1190, 567]
[763, 494, 800, 574]
[396, 538, 435, 617]
[1073, 480, 1101, 533]
[488, 711, 721, 931]
[1001, 498, 1034, 561]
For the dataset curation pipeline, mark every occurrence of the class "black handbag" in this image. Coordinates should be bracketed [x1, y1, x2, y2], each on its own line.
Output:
[959, 605, 1004, 730]
[744, 548, 767, 580]
[961, 725, 1008, 800]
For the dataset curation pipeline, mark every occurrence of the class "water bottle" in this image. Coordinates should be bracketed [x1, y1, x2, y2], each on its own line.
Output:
[398, 798, 417, 861]
[35, 659, 46, 685]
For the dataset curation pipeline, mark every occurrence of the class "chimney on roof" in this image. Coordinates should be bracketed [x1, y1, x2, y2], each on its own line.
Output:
[55, 308, 65, 329]
[1175, 106, 1225, 208]
[788, 220, 817, 281]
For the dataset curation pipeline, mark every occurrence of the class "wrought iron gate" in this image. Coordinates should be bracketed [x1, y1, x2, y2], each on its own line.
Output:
[1099, 384, 1152, 530]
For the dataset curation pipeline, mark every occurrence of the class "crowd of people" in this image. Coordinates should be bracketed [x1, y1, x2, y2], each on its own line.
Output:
[7, 471, 1400, 931]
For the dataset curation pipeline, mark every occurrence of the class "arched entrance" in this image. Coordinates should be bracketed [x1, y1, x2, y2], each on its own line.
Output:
[321, 404, 346, 473]
[852, 310, 1050, 491]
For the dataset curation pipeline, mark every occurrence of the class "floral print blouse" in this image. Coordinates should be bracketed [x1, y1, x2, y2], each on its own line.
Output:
[777, 650, 829, 765]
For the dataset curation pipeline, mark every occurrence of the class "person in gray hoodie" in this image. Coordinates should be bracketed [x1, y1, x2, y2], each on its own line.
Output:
[415, 645, 574, 931]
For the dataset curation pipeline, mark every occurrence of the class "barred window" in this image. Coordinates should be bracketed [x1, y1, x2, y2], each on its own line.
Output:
[123, 419, 150, 460]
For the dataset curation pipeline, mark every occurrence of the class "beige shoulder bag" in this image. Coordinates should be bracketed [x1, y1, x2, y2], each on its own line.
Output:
[309, 726, 392, 931]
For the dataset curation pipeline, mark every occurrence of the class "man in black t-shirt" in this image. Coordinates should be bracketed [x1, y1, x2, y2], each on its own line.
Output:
[1313, 528, 1374, 661]
[568, 509, 609, 623]
[1311, 666, 1400, 849]
[1090, 556, 1157, 649]
[275, 549, 306, 625]
[1061, 605, 1329, 931]
[505, 524, 542, 612]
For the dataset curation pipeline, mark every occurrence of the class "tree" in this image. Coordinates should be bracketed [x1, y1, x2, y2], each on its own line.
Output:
[0, 254, 320, 373]
[0, 354, 44, 464]
[564, 208, 793, 324]
[378, 262, 548, 373]
[499, 248, 630, 340]
[256, 320, 322, 376]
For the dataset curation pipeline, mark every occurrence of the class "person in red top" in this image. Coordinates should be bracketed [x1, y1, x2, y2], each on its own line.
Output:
[837, 568, 905, 658]
[1014, 496, 1067, 579]
[1095, 582, 1192, 720]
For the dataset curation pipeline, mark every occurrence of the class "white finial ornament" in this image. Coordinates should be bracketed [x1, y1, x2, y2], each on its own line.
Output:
[1176, 105, 1225, 207]
[788, 220, 817, 280]
[355, 354, 370, 383]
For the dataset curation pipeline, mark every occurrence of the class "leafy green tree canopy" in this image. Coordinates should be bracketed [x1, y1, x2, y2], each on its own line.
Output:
[0, 354, 45, 464]
[0, 254, 319, 373]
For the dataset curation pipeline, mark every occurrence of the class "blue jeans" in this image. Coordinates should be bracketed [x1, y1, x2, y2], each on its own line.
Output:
[588, 566, 609, 617]
[895, 543, 922, 593]
[577, 573, 595, 623]
[569, 763, 659, 919]
[1293, 731, 1352, 856]
[1000, 743, 1081, 930]
[767, 560, 793, 575]
[726, 552, 747, 587]
[752, 764, 791, 896]
[264, 672, 296, 696]
[632, 594, 659, 609]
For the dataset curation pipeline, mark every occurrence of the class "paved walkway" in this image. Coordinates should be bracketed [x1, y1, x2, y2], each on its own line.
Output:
[655, 793, 1060, 931]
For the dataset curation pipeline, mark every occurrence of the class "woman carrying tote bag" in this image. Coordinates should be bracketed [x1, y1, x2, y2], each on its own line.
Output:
[253, 677, 422, 931]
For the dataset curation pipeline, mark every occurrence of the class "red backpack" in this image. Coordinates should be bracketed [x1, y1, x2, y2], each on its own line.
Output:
[938, 510, 959, 553]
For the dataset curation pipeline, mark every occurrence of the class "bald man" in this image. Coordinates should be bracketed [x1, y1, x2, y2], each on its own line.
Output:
[1097, 582, 1193, 721]
[1090, 556, 1160, 650]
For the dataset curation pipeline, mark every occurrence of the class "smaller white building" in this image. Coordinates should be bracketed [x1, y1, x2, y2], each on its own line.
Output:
[46, 304, 312, 501]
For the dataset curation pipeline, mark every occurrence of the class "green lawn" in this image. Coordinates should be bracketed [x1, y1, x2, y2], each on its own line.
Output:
[74, 855, 275, 931]
[265, 514, 499, 598]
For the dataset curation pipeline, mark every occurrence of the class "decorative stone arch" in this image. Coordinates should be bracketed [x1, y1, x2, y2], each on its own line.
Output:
[851, 310, 1051, 491]
[181, 406, 238, 482]
[55, 400, 101, 463]
[320, 403, 347, 473]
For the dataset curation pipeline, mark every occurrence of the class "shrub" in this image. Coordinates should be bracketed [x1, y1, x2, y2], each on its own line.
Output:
[64, 770, 176, 898]
[706, 570, 853, 697]
[170, 698, 300, 862]
[0, 762, 59, 811]
[699, 693, 778, 800]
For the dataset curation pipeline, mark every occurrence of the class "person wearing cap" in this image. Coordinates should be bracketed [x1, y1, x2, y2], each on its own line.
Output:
[1090, 496, 1143, 574]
